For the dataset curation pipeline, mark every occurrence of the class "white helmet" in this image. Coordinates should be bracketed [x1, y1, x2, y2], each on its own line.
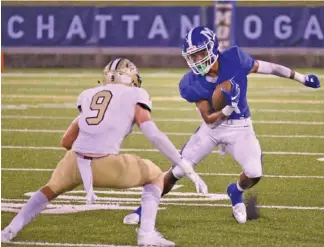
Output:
[102, 58, 142, 87]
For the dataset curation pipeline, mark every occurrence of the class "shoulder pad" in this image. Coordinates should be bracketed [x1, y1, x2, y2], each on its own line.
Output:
[179, 72, 202, 103]
[224, 46, 254, 74]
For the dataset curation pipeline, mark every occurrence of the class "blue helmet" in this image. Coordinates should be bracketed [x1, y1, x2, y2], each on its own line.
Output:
[182, 26, 219, 76]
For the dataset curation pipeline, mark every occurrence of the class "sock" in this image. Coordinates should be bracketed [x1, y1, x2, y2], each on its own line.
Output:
[134, 206, 142, 218]
[8, 190, 49, 233]
[236, 182, 244, 192]
[227, 182, 243, 206]
[139, 184, 161, 233]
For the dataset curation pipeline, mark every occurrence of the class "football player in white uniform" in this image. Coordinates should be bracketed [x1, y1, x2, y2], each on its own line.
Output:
[1, 58, 207, 246]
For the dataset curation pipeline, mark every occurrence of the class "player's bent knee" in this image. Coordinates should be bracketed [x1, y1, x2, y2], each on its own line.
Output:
[244, 163, 263, 179]
[148, 172, 164, 191]
[245, 170, 263, 179]
[141, 159, 162, 184]
[45, 178, 80, 196]
[40, 185, 58, 201]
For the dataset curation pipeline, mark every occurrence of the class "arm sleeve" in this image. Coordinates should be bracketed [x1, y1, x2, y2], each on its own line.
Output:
[256, 60, 306, 83]
[256, 60, 291, 77]
[140, 120, 182, 166]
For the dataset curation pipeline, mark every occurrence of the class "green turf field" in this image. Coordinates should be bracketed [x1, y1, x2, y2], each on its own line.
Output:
[1, 69, 324, 247]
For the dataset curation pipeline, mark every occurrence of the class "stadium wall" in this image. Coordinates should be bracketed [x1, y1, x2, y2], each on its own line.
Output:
[2, 1, 324, 68]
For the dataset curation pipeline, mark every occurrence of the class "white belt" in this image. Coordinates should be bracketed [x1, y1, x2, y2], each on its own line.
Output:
[76, 153, 99, 204]
[221, 117, 252, 127]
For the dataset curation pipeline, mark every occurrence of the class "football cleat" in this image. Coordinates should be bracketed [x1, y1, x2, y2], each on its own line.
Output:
[232, 202, 247, 224]
[1, 227, 17, 243]
[137, 229, 175, 247]
[123, 212, 140, 225]
[227, 183, 247, 224]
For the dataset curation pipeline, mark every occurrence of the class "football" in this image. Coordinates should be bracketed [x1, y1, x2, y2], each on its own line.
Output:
[212, 80, 232, 111]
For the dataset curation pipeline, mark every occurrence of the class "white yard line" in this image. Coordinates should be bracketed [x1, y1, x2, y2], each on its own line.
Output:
[2, 95, 76, 100]
[2, 198, 324, 211]
[249, 109, 324, 114]
[2, 95, 324, 104]
[2, 146, 324, 156]
[2, 168, 55, 172]
[254, 134, 324, 139]
[2, 129, 324, 139]
[0, 82, 179, 88]
[2, 167, 323, 179]
[197, 173, 324, 179]
[1, 103, 77, 110]
[4, 241, 136, 247]
[3, 87, 322, 94]
[2, 115, 324, 125]
[155, 108, 324, 113]
[158, 202, 324, 211]
[2, 72, 324, 79]
[2, 145, 63, 150]
[1, 72, 180, 78]
[2, 104, 324, 114]
[2, 129, 64, 133]
[2, 115, 73, 120]
[120, 149, 324, 156]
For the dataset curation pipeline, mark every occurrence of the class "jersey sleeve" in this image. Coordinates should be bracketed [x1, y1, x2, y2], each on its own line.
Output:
[136, 88, 152, 111]
[179, 72, 203, 103]
[236, 46, 255, 74]
[76, 91, 85, 112]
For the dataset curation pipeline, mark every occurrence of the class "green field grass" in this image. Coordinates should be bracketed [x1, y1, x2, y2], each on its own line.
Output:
[1, 69, 324, 247]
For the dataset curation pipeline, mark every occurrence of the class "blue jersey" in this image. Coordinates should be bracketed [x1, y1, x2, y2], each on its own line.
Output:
[179, 46, 254, 120]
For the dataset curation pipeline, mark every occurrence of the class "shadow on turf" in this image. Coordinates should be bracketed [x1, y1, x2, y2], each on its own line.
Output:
[245, 192, 261, 221]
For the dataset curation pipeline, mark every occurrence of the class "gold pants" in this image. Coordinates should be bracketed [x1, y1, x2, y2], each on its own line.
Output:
[46, 150, 162, 194]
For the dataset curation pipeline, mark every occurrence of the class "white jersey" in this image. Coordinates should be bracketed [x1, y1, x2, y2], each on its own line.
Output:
[72, 84, 152, 155]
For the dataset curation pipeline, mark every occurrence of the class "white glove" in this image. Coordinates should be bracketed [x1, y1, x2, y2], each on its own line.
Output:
[178, 158, 208, 195]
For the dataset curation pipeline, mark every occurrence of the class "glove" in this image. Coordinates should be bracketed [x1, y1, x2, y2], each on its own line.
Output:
[187, 171, 208, 195]
[304, 74, 320, 88]
[221, 80, 241, 114]
[178, 159, 208, 195]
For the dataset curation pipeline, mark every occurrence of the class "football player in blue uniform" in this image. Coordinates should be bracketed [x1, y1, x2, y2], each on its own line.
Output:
[124, 26, 320, 224]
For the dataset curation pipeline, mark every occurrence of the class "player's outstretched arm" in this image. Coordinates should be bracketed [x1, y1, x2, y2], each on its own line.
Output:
[135, 104, 182, 165]
[135, 104, 208, 194]
[61, 116, 80, 150]
[250, 60, 320, 88]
